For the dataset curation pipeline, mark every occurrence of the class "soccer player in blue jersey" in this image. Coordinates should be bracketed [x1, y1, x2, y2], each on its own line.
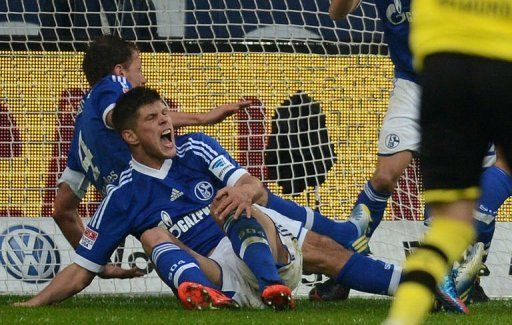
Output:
[52, 35, 248, 278]
[16, 87, 408, 309]
[321, 0, 512, 306]
[54, 35, 386, 283]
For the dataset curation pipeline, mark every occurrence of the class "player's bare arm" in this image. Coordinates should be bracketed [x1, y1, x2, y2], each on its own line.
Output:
[14, 264, 95, 307]
[212, 173, 267, 220]
[52, 183, 84, 248]
[329, 0, 361, 20]
[171, 101, 250, 129]
[105, 101, 249, 130]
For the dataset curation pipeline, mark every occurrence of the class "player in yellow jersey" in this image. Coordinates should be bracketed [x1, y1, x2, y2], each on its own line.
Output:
[386, 0, 512, 324]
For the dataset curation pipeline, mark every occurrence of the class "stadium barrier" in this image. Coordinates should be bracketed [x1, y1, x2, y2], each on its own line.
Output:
[2, 217, 512, 297]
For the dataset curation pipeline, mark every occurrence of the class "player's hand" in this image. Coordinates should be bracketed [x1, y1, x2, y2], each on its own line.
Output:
[212, 185, 253, 221]
[98, 264, 145, 279]
[202, 101, 250, 125]
[12, 301, 37, 307]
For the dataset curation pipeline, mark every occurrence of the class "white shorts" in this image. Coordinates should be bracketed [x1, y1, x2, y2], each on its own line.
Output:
[377, 79, 498, 167]
[209, 206, 306, 309]
[378, 78, 421, 155]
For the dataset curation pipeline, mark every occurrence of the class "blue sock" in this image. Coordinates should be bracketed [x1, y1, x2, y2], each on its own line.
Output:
[335, 253, 402, 296]
[266, 191, 309, 226]
[223, 215, 282, 292]
[475, 166, 512, 251]
[355, 181, 391, 236]
[266, 191, 359, 248]
[151, 242, 216, 294]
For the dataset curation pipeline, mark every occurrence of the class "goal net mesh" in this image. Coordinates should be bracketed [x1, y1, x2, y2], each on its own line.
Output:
[0, 0, 510, 297]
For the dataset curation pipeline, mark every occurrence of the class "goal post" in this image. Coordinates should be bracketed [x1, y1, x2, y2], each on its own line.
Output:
[0, 0, 511, 297]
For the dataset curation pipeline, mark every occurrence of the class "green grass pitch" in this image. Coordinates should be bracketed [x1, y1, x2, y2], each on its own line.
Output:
[1, 296, 512, 324]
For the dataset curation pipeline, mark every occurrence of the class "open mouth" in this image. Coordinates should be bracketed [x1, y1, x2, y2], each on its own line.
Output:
[161, 129, 173, 148]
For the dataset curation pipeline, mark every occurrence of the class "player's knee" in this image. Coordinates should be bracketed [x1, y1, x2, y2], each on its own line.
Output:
[140, 227, 178, 254]
[371, 170, 401, 193]
[224, 214, 266, 238]
[303, 232, 352, 276]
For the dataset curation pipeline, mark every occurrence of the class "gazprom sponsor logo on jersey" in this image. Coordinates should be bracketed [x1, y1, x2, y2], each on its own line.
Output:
[385, 134, 400, 149]
[160, 207, 211, 238]
[386, 2, 412, 25]
[79, 227, 98, 250]
[209, 156, 235, 181]
[194, 181, 214, 201]
[0, 225, 60, 283]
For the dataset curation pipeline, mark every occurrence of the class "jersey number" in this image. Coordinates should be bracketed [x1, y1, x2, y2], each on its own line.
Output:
[78, 131, 100, 181]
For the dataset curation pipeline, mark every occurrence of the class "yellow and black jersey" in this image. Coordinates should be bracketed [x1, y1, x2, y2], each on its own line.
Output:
[411, 0, 512, 69]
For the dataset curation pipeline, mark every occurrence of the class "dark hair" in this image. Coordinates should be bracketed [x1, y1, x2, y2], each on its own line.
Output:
[82, 35, 139, 87]
[112, 87, 163, 133]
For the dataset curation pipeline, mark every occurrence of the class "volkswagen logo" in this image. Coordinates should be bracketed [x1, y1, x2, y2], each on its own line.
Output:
[0, 225, 60, 283]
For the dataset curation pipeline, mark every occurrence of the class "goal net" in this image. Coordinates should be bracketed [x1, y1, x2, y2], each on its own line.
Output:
[0, 0, 510, 297]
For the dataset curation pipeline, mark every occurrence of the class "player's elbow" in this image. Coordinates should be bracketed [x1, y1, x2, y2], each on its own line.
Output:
[329, 0, 355, 20]
[51, 208, 74, 227]
[329, 8, 349, 20]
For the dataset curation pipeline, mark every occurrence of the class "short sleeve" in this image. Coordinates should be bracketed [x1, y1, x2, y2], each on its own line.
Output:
[74, 190, 130, 273]
[57, 167, 90, 199]
[96, 76, 131, 128]
[97, 89, 122, 129]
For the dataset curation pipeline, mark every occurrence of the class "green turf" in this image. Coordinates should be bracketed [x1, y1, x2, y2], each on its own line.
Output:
[1, 296, 511, 324]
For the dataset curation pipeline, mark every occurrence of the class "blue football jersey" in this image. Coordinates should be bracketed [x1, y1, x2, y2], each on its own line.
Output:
[374, 0, 416, 83]
[74, 133, 249, 272]
[66, 75, 132, 194]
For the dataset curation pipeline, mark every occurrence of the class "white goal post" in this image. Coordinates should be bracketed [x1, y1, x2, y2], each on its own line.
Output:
[0, 0, 511, 297]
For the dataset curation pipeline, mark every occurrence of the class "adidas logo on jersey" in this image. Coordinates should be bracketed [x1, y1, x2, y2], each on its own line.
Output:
[170, 188, 184, 201]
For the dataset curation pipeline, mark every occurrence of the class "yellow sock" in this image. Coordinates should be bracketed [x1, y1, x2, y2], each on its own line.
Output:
[388, 282, 433, 325]
[386, 217, 475, 325]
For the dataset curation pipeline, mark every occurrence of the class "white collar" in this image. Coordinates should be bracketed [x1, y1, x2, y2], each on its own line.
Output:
[130, 158, 173, 179]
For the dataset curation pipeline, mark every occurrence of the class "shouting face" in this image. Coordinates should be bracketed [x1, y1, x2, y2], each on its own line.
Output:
[128, 100, 176, 168]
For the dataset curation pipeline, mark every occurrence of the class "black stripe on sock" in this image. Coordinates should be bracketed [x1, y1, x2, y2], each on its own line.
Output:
[420, 244, 449, 264]
[401, 270, 437, 293]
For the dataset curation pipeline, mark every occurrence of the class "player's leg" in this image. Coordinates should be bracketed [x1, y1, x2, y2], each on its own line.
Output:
[217, 207, 289, 297]
[458, 152, 512, 303]
[471, 61, 512, 305]
[359, 151, 413, 237]
[208, 219, 302, 311]
[475, 152, 512, 260]
[260, 206, 457, 302]
[265, 191, 368, 252]
[358, 78, 421, 237]
[308, 78, 419, 300]
[387, 53, 490, 324]
[140, 228, 237, 309]
[301, 230, 402, 295]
